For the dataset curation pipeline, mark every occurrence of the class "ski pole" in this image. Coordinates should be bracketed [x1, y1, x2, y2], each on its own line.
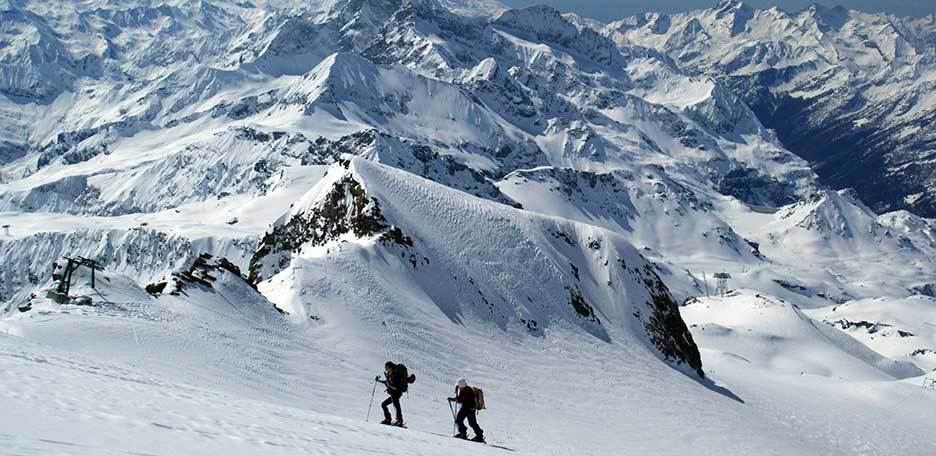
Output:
[449, 401, 456, 435]
[450, 386, 458, 435]
[366, 377, 378, 422]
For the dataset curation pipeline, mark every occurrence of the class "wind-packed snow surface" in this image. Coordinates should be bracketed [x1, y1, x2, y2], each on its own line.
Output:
[1, 0, 935, 454]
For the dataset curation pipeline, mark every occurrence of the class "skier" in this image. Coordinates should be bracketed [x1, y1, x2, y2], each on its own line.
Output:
[447, 378, 484, 442]
[376, 361, 408, 426]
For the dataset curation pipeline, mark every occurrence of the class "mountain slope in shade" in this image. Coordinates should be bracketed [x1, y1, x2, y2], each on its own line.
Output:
[608, 1, 936, 217]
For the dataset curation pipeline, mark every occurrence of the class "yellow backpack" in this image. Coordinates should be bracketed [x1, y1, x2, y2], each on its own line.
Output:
[472, 387, 485, 410]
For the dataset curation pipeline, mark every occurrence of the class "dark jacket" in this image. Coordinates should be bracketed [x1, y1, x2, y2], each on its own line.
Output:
[454, 386, 477, 410]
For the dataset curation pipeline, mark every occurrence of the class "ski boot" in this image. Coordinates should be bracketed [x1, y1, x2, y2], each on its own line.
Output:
[453, 432, 468, 440]
[471, 434, 485, 443]
[392, 420, 406, 427]
[379, 418, 392, 425]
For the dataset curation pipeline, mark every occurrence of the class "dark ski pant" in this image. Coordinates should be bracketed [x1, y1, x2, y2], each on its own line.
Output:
[456, 406, 483, 437]
[382, 391, 403, 422]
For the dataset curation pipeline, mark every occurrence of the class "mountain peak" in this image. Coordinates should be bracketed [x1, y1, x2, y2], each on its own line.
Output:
[801, 3, 849, 30]
[495, 4, 623, 65]
[713, 0, 754, 35]
[715, 0, 752, 14]
[301, 51, 379, 85]
[495, 4, 570, 34]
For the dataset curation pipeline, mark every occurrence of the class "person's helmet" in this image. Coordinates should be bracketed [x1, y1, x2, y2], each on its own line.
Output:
[456, 378, 468, 388]
[385, 361, 395, 370]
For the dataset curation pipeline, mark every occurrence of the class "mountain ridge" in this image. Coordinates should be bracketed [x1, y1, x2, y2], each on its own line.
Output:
[607, 0, 936, 217]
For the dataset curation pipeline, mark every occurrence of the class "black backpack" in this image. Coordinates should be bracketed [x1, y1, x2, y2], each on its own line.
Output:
[395, 364, 416, 393]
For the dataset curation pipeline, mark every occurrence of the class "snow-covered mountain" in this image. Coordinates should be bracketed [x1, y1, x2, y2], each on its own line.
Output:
[608, 0, 936, 217]
[251, 157, 704, 375]
[1, 1, 935, 454]
[0, 0, 846, 299]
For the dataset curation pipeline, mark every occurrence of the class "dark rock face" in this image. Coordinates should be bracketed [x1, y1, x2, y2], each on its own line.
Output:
[824, 318, 915, 338]
[716, 167, 800, 207]
[0, 140, 27, 166]
[147, 253, 255, 296]
[633, 263, 705, 377]
[566, 285, 598, 322]
[248, 170, 412, 283]
[910, 283, 936, 297]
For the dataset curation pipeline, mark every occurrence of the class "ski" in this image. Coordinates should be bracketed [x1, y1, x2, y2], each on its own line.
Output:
[426, 432, 515, 452]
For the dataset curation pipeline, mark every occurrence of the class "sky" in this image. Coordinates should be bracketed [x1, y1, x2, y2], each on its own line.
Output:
[497, 1, 935, 22]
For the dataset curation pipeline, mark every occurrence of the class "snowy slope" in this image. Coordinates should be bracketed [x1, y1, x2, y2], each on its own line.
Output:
[2, 233, 934, 455]
[497, 166, 763, 266]
[682, 290, 922, 380]
[1, 334, 513, 456]
[806, 295, 936, 372]
[0, 259, 517, 455]
[251, 157, 703, 375]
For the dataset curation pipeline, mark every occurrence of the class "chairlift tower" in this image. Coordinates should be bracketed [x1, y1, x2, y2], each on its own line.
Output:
[714, 272, 731, 297]
[54, 257, 101, 296]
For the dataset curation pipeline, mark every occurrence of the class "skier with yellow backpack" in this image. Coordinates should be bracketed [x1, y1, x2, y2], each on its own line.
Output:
[447, 378, 485, 442]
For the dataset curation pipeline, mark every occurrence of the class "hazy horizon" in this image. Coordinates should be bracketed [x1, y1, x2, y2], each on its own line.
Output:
[498, 1, 935, 22]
